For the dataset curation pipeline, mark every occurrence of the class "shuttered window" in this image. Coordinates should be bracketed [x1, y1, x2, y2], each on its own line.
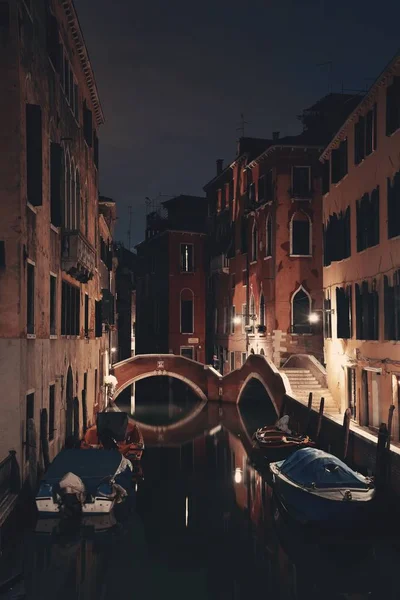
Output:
[61, 281, 80, 335]
[336, 286, 352, 339]
[26, 104, 42, 206]
[356, 188, 379, 252]
[388, 173, 400, 239]
[95, 300, 102, 337]
[50, 142, 62, 226]
[384, 272, 400, 340]
[324, 207, 351, 266]
[355, 281, 379, 341]
[331, 138, 348, 184]
[386, 76, 400, 136]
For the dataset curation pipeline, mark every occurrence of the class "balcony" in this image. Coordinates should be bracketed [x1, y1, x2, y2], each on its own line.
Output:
[62, 231, 96, 283]
[289, 187, 313, 202]
[210, 254, 229, 274]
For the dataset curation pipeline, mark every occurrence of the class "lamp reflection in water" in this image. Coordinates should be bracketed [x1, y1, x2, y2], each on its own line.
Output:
[234, 468, 243, 484]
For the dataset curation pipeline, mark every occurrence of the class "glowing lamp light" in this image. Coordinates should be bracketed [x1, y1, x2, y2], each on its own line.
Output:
[233, 316, 242, 325]
[111, 347, 117, 353]
[308, 312, 320, 324]
[234, 468, 243, 484]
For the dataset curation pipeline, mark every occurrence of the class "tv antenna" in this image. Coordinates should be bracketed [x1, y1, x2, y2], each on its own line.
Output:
[236, 112, 248, 138]
[316, 61, 333, 94]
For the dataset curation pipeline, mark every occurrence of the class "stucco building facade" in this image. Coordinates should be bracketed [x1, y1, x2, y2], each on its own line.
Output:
[0, 0, 114, 479]
[321, 52, 400, 437]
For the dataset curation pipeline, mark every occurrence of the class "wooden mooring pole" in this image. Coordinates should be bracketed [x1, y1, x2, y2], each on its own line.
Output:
[305, 392, 313, 435]
[375, 422, 389, 493]
[342, 408, 351, 462]
[315, 397, 324, 443]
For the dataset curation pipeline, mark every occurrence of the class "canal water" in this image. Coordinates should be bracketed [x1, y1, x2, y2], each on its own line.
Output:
[1, 381, 400, 600]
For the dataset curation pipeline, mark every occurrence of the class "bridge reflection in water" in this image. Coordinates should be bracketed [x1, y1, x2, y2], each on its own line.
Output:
[4, 395, 400, 599]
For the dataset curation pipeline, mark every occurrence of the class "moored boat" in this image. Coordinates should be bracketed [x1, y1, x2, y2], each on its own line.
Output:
[252, 415, 315, 462]
[270, 447, 375, 527]
[81, 412, 144, 462]
[36, 448, 134, 517]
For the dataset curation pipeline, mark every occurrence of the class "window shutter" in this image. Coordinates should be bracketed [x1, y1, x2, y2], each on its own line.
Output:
[50, 142, 62, 226]
[26, 104, 43, 206]
[384, 276, 394, 340]
[95, 300, 102, 337]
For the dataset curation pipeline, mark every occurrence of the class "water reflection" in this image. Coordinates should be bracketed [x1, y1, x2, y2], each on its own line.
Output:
[1, 402, 399, 599]
[116, 376, 201, 426]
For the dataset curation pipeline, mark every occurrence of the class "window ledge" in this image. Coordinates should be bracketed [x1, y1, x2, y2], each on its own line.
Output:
[27, 202, 37, 214]
[264, 256, 272, 261]
[250, 260, 257, 265]
[388, 233, 400, 242]
[290, 333, 313, 337]
[332, 173, 348, 187]
[388, 126, 400, 138]
[50, 335, 57, 340]
[50, 224, 60, 234]
[27, 333, 36, 339]
[289, 254, 312, 258]
[180, 271, 195, 275]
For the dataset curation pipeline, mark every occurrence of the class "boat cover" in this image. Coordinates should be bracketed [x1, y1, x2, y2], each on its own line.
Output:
[277, 448, 370, 490]
[41, 449, 123, 494]
[97, 412, 128, 441]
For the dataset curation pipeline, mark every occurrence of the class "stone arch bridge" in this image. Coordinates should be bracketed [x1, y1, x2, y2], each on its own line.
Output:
[111, 353, 287, 414]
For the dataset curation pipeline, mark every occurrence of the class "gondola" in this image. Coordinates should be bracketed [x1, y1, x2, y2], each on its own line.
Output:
[252, 415, 315, 462]
[270, 447, 375, 527]
[81, 411, 144, 462]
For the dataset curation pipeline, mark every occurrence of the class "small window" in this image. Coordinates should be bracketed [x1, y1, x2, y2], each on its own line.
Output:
[180, 289, 194, 333]
[387, 173, 400, 239]
[230, 306, 236, 334]
[230, 351, 235, 372]
[84, 293, 89, 337]
[27, 262, 35, 334]
[291, 212, 311, 256]
[292, 166, 311, 197]
[95, 300, 102, 337]
[61, 281, 80, 336]
[180, 244, 194, 273]
[259, 294, 265, 328]
[49, 385, 55, 441]
[181, 346, 194, 360]
[331, 138, 348, 184]
[336, 286, 352, 339]
[231, 273, 236, 289]
[241, 352, 247, 365]
[50, 275, 57, 335]
[26, 104, 43, 206]
[242, 303, 248, 333]
[265, 214, 272, 257]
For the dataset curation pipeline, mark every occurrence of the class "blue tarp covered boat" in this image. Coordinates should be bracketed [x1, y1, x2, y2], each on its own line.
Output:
[36, 449, 133, 517]
[270, 448, 375, 526]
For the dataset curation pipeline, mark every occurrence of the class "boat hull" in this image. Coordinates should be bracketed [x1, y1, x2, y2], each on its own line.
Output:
[270, 462, 375, 527]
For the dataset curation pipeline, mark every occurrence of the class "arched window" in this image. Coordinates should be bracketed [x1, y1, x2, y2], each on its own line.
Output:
[251, 222, 258, 261]
[250, 293, 255, 321]
[259, 293, 265, 327]
[180, 288, 194, 334]
[290, 211, 311, 256]
[265, 214, 272, 257]
[292, 286, 311, 333]
[260, 348, 265, 356]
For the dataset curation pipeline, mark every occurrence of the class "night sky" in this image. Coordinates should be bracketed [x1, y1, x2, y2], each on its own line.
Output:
[76, 0, 399, 247]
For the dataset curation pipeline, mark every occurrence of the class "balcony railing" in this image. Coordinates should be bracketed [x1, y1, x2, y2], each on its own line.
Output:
[62, 230, 96, 283]
[210, 254, 229, 273]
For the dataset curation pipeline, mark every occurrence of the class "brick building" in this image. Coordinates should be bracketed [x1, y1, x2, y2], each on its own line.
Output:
[135, 195, 208, 362]
[0, 1, 114, 478]
[205, 94, 361, 375]
[320, 51, 400, 435]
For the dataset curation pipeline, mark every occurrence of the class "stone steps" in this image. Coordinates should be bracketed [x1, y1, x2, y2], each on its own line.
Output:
[281, 367, 340, 415]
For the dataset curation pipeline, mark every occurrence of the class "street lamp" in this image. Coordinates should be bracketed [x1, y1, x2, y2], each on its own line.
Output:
[309, 308, 335, 323]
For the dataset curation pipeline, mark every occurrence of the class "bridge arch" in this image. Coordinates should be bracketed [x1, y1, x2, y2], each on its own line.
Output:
[114, 371, 208, 404]
[236, 372, 279, 416]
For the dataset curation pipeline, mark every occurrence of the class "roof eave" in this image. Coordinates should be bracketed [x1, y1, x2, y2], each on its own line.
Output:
[320, 51, 400, 162]
[63, 1, 105, 127]
[248, 144, 324, 169]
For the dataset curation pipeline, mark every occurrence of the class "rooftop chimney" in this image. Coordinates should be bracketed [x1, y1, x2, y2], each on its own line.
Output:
[216, 159, 224, 175]
[272, 131, 280, 141]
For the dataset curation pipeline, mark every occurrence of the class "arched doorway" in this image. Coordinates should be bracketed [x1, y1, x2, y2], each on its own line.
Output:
[65, 367, 73, 442]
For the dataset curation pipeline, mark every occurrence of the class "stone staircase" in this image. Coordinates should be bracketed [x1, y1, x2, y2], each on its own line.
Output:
[280, 367, 340, 417]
